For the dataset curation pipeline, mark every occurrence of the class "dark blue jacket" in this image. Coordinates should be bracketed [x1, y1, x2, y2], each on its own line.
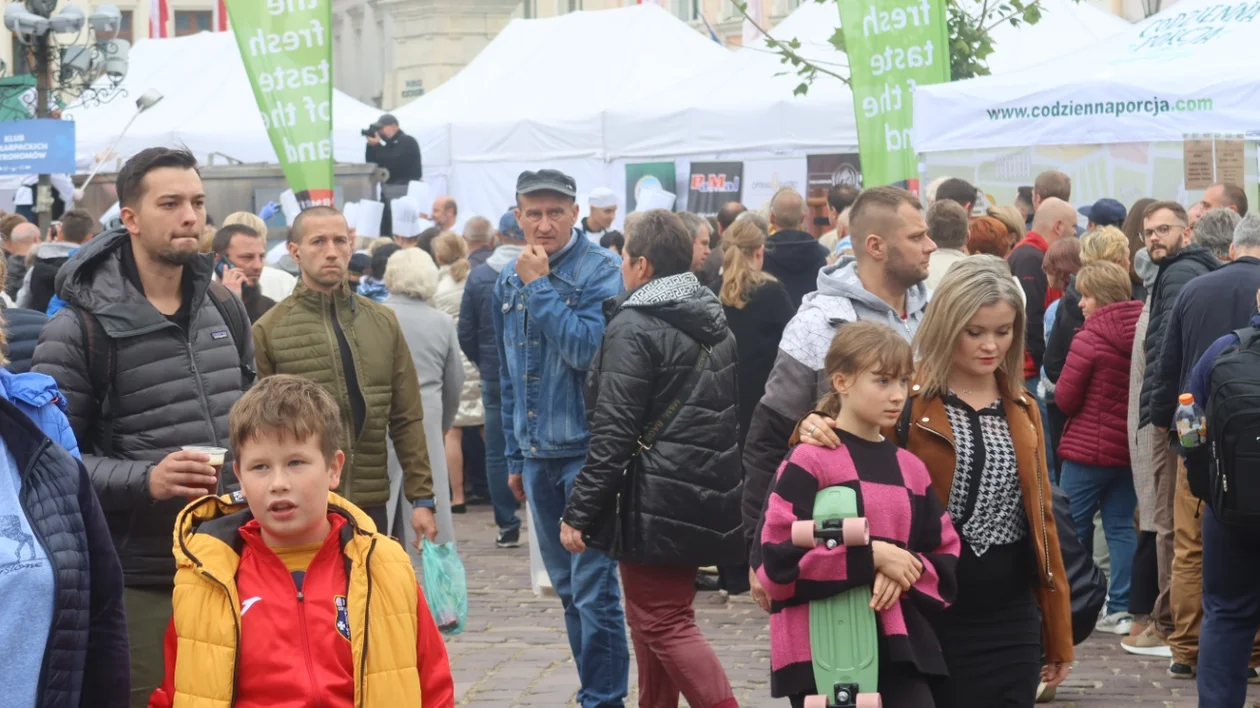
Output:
[0, 394, 129, 707]
[459, 261, 501, 379]
[1190, 313, 1260, 407]
[3, 306, 49, 374]
[1151, 255, 1260, 428]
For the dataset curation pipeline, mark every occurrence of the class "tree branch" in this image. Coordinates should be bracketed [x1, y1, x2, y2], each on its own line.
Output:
[726, 0, 851, 86]
[982, 0, 1048, 33]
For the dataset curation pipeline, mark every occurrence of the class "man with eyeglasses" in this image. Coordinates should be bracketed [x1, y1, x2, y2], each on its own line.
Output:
[1135, 199, 1221, 681]
[491, 169, 628, 707]
[1152, 212, 1260, 697]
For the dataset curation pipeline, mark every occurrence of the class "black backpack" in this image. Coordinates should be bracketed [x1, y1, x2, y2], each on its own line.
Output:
[73, 281, 253, 457]
[1201, 327, 1260, 529]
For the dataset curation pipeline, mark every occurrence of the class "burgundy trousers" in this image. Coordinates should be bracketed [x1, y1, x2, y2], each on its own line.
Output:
[619, 561, 739, 708]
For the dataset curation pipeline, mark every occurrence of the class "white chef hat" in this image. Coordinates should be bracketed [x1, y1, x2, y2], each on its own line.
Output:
[588, 187, 618, 208]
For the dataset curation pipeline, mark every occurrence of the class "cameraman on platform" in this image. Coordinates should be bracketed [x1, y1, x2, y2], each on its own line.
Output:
[365, 114, 422, 236]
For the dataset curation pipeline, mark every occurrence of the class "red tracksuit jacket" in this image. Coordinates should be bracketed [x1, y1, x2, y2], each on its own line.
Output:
[150, 514, 455, 707]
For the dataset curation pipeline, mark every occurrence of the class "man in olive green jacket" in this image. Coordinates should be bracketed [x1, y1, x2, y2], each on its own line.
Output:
[252, 206, 437, 543]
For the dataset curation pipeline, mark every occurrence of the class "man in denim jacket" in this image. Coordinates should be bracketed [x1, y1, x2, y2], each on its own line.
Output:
[492, 169, 628, 707]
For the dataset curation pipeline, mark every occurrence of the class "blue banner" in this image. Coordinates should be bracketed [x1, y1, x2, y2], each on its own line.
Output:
[0, 120, 75, 175]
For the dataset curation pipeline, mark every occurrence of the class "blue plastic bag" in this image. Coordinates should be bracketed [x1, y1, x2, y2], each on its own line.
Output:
[419, 539, 467, 636]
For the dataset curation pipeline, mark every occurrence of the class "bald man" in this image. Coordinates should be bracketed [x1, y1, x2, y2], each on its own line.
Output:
[431, 195, 457, 230]
[765, 187, 828, 307]
[5, 222, 38, 301]
[1010, 197, 1078, 381]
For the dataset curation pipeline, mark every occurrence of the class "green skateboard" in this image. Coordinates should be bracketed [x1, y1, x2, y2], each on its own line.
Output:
[790, 486, 881, 708]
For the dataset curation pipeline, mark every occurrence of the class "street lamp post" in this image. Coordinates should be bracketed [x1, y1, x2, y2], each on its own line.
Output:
[4, 1, 130, 234]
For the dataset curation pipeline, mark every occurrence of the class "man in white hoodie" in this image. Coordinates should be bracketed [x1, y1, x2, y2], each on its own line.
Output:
[458, 210, 526, 548]
[742, 186, 936, 605]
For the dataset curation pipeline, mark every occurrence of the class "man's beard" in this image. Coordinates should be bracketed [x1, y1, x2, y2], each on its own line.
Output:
[158, 245, 201, 266]
[887, 248, 926, 289]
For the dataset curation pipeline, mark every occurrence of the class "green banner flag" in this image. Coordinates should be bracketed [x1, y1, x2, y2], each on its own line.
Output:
[837, 0, 949, 187]
[226, 0, 333, 208]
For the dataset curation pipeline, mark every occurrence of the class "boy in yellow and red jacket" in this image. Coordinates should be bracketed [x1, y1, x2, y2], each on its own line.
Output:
[150, 375, 454, 708]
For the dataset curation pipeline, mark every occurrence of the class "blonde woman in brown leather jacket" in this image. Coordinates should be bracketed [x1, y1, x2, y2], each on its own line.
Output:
[793, 256, 1072, 707]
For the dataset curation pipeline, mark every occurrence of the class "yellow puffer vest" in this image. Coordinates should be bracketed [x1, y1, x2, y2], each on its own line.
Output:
[167, 492, 422, 707]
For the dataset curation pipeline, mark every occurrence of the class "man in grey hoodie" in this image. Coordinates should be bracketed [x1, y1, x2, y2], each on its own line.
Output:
[743, 186, 935, 607]
[459, 210, 525, 548]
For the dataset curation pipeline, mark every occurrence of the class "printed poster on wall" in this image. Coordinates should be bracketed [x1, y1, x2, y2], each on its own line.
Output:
[742, 158, 808, 212]
[687, 162, 744, 217]
[836, 0, 949, 186]
[227, 0, 334, 209]
[806, 153, 863, 202]
[624, 162, 677, 212]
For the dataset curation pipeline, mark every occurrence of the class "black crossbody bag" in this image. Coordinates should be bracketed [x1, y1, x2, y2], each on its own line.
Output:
[582, 346, 711, 555]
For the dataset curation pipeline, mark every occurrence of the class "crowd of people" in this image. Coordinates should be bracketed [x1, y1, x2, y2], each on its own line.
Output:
[0, 138, 1257, 708]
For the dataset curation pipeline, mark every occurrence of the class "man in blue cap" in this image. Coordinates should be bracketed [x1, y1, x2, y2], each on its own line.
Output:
[492, 169, 628, 706]
[1081, 198, 1128, 230]
[459, 209, 528, 549]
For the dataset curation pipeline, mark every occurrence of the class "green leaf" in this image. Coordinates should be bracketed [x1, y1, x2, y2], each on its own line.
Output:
[794, 82, 810, 96]
[1022, 4, 1042, 23]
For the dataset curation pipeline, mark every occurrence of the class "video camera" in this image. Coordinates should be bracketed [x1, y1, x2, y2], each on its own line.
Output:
[361, 122, 384, 138]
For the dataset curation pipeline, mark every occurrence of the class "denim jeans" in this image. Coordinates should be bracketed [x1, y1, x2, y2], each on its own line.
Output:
[481, 378, 520, 532]
[523, 455, 629, 708]
[1198, 506, 1260, 707]
[1059, 460, 1137, 614]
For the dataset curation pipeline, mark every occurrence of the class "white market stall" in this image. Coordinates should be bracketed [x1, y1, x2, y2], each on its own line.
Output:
[388, 0, 1128, 222]
[605, 0, 1129, 162]
[66, 32, 408, 173]
[913, 0, 1260, 206]
[388, 4, 730, 224]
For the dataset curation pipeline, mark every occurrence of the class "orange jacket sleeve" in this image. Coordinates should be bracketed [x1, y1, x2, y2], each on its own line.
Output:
[415, 582, 455, 707]
[147, 618, 179, 708]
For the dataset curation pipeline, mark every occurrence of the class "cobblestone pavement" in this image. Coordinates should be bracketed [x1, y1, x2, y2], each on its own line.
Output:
[442, 506, 1260, 707]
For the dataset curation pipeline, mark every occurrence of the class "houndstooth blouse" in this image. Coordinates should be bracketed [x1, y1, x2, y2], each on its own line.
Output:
[942, 392, 1028, 555]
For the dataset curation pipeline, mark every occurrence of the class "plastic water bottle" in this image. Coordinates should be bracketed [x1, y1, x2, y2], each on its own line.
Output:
[1174, 393, 1207, 450]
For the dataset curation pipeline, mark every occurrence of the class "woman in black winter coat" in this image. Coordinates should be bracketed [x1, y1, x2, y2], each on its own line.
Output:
[709, 212, 795, 450]
[560, 210, 743, 708]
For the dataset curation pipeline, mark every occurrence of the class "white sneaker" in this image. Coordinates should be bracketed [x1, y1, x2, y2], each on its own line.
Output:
[1097, 611, 1134, 635]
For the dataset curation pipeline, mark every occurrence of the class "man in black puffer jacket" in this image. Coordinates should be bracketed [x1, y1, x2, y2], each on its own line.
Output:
[1138, 201, 1219, 428]
[32, 148, 252, 707]
[561, 210, 743, 705]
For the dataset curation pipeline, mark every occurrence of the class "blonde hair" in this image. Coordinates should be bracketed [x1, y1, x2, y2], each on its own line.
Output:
[368, 237, 393, 256]
[230, 374, 342, 464]
[1079, 226, 1130, 267]
[199, 225, 217, 253]
[719, 213, 774, 309]
[224, 211, 268, 240]
[383, 247, 439, 300]
[987, 205, 1026, 243]
[1076, 261, 1132, 309]
[432, 231, 470, 282]
[913, 255, 1027, 399]
[817, 321, 914, 418]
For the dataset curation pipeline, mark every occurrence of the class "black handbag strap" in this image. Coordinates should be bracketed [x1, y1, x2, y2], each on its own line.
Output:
[638, 345, 711, 452]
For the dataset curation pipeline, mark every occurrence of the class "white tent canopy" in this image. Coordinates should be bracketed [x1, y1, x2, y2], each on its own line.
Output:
[66, 32, 394, 170]
[604, 0, 1129, 160]
[390, 4, 730, 164]
[914, 0, 1255, 152]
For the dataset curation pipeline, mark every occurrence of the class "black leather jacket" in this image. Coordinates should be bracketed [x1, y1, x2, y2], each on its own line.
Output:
[562, 273, 744, 566]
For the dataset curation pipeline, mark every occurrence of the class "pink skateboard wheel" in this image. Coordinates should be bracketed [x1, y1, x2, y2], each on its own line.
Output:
[791, 520, 817, 548]
[856, 693, 882, 708]
[802, 695, 828, 708]
[843, 517, 870, 546]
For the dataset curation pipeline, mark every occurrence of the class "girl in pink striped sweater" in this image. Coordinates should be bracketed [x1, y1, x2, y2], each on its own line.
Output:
[757, 322, 961, 708]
